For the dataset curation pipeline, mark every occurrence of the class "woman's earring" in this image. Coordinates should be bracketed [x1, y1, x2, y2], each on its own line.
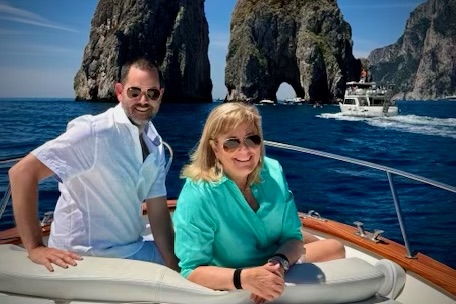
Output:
[215, 159, 223, 175]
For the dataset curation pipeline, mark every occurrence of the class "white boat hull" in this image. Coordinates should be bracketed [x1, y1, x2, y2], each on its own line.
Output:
[339, 103, 399, 117]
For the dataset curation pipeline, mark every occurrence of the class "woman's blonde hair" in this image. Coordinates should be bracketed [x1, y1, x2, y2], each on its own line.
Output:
[181, 102, 265, 185]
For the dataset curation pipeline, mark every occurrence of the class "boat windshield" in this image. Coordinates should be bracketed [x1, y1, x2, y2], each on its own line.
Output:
[371, 98, 384, 106]
[343, 98, 356, 105]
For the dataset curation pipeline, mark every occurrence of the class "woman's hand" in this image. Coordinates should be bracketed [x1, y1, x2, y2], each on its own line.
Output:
[241, 263, 285, 302]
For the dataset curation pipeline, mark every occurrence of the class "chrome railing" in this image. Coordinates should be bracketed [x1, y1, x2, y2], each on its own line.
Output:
[2, 141, 455, 258]
[265, 140, 456, 258]
[0, 156, 23, 221]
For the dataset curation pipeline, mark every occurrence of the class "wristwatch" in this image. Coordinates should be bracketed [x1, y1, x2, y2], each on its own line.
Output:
[268, 255, 289, 271]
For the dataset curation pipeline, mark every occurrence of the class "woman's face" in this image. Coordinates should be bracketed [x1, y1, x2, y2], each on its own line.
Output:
[212, 122, 261, 185]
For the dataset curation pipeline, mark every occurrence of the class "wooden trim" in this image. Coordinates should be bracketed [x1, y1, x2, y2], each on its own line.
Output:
[1, 199, 454, 297]
[0, 200, 178, 246]
[0, 225, 50, 246]
[300, 215, 456, 297]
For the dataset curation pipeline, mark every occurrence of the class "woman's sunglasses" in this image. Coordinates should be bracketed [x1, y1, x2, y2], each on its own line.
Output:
[127, 87, 161, 101]
[222, 134, 262, 152]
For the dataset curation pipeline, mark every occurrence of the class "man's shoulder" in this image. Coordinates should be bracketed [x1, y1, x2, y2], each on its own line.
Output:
[67, 107, 115, 133]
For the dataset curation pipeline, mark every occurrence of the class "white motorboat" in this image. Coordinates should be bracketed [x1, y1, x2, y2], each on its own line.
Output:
[258, 99, 275, 105]
[443, 95, 456, 101]
[0, 141, 455, 304]
[339, 81, 399, 117]
[284, 97, 306, 105]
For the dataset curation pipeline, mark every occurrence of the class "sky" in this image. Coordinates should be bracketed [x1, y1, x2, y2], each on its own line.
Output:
[0, 0, 426, 99]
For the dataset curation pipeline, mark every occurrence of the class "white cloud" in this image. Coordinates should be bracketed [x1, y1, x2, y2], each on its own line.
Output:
[0, 41, 80, 56]
[0, 2, 78, 33]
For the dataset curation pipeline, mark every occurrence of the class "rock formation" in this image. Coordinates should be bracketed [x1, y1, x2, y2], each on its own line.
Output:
[225, 0, 360, 103]
[74, 0, 212, 103]
[369, 0, 456, 100]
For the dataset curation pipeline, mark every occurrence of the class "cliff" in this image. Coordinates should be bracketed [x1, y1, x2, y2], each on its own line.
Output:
[225, 0, 361, 103]
[74, 0, 212, 103]
[369, 0, 456, 100]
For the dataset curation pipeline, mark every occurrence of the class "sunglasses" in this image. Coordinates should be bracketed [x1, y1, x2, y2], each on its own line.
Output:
[126, 87, 161, 101]
[222, 134, 262, 152]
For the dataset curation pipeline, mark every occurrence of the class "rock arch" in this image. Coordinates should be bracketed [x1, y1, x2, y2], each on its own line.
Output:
[225, 0, 360, 103]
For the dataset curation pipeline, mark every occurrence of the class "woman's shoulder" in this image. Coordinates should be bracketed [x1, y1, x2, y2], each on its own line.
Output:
[178, 178, 219, 204]
[181, 177, 220, 192]
[175, 178, 222, 222]
[262, 156, 283, 173]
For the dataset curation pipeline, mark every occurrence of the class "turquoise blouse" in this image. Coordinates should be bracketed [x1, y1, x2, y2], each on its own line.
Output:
[173, 157, 303, 278]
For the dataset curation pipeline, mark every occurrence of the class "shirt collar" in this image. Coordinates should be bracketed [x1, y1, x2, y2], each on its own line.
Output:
[112, 104, 161, 146]
[113, 103, 133, 125]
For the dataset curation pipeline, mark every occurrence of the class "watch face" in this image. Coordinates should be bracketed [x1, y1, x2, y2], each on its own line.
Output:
[269, 257, 289, 271]
[282, 259, 289, 270]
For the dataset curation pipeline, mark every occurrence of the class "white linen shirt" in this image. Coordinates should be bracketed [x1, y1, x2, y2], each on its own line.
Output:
[32, 104, 167, 258]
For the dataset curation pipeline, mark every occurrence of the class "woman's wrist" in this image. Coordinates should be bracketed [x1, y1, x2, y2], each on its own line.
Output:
[233, 268, 243, 289]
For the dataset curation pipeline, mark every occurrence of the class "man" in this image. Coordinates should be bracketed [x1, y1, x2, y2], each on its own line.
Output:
[9, 57, 178, 272]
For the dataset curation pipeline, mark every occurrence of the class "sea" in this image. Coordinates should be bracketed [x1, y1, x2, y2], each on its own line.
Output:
[0, 98, 455, 269]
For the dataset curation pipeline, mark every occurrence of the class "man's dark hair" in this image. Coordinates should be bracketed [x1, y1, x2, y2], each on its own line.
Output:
[119, 58, 164, 88]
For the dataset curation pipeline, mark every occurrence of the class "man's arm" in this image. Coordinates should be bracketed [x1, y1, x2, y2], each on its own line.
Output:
[9, 153, 82, 271]
[146, 196, 179, 271]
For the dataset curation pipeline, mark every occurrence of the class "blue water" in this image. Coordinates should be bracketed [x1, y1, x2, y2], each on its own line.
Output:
[1, 98, 455, 269]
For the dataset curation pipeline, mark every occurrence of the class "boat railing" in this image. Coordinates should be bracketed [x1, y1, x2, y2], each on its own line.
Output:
[2, 142, 455, 259]
[0, 156, 23, 221]
[0, 142, 174, 222]
[264, 140, 456, 259]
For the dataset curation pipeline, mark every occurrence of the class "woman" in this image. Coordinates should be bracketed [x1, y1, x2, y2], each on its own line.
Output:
[173, 102, 344, 303]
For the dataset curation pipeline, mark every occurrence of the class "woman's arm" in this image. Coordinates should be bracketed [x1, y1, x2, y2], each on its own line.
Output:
[188, 264, 285, 302]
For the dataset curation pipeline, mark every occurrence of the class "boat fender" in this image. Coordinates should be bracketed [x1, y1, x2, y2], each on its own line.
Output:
[374, 259, 406, 299]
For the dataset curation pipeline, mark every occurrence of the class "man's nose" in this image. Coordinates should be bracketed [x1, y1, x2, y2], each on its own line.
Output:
[138, 92, 151, 103]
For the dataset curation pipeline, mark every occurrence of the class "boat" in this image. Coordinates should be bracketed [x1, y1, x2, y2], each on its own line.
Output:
[339, 81, 399, 117]
[284, 97, 306, 105]
[0, 141, 455, 304]
[442, 95, 456, 101]
[258, 99, 275, 105]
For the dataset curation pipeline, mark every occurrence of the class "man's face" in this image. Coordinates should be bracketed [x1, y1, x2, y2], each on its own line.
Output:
[115, 66, 164, 127]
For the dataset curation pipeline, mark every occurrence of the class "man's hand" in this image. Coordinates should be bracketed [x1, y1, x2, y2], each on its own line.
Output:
[28, 246, 83, 272]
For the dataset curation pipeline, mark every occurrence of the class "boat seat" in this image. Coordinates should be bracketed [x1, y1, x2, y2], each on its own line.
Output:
[0, 244, 403, 304]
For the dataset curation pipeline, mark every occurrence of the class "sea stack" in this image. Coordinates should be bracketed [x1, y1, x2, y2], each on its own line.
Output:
[225, 0, 360, 103]
[369, 0, 456, 100]
[74, 0, 212, 103]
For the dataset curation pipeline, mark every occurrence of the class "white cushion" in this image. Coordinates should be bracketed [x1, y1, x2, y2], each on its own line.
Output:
[0, 244, 386, 304]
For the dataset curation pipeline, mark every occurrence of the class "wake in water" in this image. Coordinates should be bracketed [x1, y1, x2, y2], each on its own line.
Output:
[318, 113, 456, 139]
